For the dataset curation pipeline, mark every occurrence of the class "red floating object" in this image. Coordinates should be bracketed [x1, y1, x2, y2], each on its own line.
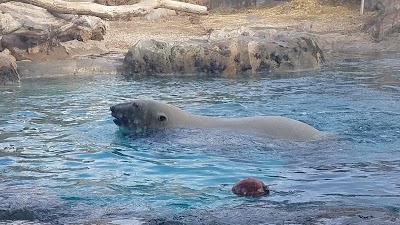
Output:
[232, 178, 269, 197]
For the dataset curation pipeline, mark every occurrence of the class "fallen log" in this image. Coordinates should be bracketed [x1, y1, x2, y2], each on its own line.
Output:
[0, 0, 208, 19]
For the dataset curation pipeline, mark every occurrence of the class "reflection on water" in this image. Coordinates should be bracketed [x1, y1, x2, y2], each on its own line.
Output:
[0, 54, 400, 223]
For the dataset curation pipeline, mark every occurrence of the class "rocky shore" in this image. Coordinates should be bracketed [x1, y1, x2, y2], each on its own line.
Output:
[1, 0, 400, 84]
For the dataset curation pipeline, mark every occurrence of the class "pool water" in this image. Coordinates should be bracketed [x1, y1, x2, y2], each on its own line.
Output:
[1, 55, 400, 223]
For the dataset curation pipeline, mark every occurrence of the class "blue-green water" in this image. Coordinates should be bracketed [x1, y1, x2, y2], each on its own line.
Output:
[1, 56, 400, 223]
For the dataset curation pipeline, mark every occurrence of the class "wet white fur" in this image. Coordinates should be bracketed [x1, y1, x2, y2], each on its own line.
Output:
[122, 100, 325, 141]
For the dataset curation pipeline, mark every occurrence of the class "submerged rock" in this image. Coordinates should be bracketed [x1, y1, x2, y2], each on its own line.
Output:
[0, 51, 19, 85]
[122, 27, 324, 76]
[144, 204, 400, 225]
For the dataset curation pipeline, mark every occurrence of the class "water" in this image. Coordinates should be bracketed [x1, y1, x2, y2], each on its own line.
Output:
[1, 55, 400, 223]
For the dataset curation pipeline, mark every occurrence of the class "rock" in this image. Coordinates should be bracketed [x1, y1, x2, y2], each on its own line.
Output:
[1, 35, 108, 61]
[231, 178, 269, 197]
[207, 0, 288, 9]
[17, 57, 122, 78]
[0, 51, 20, 85]
[319, 0, 399, 12]
[144, 8, 177, 21]
[15, 47, 123, 78]
[122, 27, 324, 76]
[49, 13, 108, 42]
[0, 2, 108, 61]
[0, 12, 21, 35]
[94, 0, 139, 5]
[364, 0, 400, 12]
[362, 9, 400, 41]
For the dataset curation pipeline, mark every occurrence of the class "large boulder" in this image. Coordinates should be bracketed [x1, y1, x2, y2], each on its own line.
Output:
[0, 2, 107, 41]
[121, 27, 324, 76]
[0, 50, 20, 85]
[318, 0, 399, 12]
[0, 2, 108, 61]
[364, 0, 400, 12]
[362, 9, 400, 41]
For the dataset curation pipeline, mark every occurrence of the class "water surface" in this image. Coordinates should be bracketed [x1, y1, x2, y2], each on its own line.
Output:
[1, 55, 400, 223]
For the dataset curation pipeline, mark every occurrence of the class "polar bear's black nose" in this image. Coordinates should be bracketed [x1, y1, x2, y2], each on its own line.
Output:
[110, 105, 120, 118]
[110, 104, 122, 113]
[110, 105, 123, 126]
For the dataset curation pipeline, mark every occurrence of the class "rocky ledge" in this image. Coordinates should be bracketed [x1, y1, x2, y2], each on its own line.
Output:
[0, 50, 19, 85]
[121, 27, 324, 76]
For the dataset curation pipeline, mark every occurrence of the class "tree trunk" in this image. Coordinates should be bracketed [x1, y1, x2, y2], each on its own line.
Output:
[0, 0, 208, 19]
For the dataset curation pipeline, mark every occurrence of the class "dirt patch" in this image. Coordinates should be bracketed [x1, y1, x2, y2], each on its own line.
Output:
[104, 0, 370, 53]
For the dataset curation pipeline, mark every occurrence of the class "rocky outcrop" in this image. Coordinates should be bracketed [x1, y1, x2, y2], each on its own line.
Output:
[17, 51, 124, 78]
[0, 51, 20, 85]
[1, 35, 108, 61]
[364, 0, 400, 12]
[0, 2, 108, 61]
[121, 27, 324, 76]
[362, 9, 400, 41]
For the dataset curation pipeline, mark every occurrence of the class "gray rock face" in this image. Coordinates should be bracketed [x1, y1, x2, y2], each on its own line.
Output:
[319, 0, 399, 12]
[122, 27, 324, 76]
[0, 2, 108, 61]
[362, 9, 400, 41]
[365, 0, 400, 12]
[0, 52, 19, 85]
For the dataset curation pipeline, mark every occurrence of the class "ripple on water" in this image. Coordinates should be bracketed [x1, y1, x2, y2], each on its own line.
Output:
[0, 56, 400, 223]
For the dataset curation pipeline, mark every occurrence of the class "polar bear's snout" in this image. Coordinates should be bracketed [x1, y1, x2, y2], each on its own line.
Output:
[110, 104, 128, 127]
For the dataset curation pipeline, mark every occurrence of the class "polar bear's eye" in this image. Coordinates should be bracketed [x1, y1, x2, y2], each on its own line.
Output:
[132, 102, 139, 108]
[158, 115, 167, 122]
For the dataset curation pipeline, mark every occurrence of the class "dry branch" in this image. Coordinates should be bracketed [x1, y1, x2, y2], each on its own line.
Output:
[0, 0, 208, 19]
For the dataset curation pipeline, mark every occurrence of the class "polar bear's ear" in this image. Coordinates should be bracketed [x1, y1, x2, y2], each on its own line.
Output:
[158, 114, 168, 123]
